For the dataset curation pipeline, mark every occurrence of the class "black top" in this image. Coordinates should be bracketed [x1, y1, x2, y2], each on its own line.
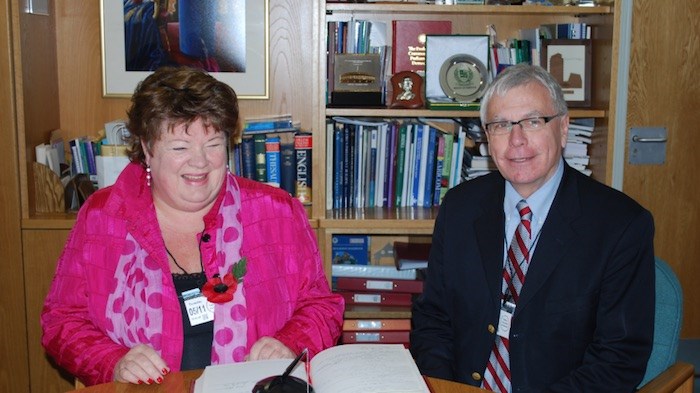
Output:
[173, 272, 213, 370]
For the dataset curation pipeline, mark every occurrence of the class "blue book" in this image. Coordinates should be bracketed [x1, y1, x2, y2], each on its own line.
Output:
[265, 136, 281, 187]
[280, 142, 296, 196]
[333, 122, 344, 209]
[422, 127, 437, 208]
[411, 125, 425, 207]
[331, 234, 370, 265]
[240, 137, 255, 179]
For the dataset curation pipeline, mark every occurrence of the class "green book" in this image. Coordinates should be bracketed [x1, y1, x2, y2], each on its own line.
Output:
[440, 132, 454, 202]
[253, 134, 267, 182]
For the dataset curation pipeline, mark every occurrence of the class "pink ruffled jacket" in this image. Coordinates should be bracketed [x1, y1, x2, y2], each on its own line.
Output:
[41, 163, 344, 385]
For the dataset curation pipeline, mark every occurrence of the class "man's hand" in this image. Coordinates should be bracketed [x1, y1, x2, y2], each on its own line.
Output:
[246, 337, 295, 361]
[113, 344, 170, 384]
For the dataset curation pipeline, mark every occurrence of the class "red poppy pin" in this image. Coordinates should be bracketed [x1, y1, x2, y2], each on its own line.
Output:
[202, 258, 247, 304]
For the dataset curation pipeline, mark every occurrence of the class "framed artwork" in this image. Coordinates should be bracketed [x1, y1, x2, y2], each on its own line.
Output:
[101, 0, 269, 99]
[541, 39, 591, 107]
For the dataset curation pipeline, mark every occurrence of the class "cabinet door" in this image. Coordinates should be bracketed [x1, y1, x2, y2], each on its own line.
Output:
[23, 229, 73, 393]
[623, 0, 700, 337]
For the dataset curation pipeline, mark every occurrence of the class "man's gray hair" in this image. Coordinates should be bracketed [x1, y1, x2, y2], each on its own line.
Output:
[479, 64, 568, 126]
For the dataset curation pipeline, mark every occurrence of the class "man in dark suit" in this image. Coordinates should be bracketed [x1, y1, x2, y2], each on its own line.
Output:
[411, 64, 655, 393]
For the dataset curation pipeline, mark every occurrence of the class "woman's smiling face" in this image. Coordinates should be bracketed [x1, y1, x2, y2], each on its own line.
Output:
[144, 118, 228, 213]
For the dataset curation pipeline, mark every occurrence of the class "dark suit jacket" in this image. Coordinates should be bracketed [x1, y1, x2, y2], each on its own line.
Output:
[411, 164, 655, 393]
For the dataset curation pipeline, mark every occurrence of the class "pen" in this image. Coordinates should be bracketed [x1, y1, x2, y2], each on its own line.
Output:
[280, 348, 308, 380]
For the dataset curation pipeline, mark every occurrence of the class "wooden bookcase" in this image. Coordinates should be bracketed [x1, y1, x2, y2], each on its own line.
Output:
[313, 3, 620, 315]
[4, 0, 621, 391]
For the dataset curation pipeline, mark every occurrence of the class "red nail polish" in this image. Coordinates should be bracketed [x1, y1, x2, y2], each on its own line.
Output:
[147, 378, 154, 384]
[137, 380, 143, 385]
[157, 377, 163, 383]
[162, 368, 170, 375]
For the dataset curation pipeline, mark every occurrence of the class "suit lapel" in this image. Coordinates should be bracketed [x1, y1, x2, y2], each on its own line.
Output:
[475, 184, 507, 307]
[515, 166, 581, 315]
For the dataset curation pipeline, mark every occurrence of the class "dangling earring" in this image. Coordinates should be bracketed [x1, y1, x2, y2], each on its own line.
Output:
[146, 165, 152, 187]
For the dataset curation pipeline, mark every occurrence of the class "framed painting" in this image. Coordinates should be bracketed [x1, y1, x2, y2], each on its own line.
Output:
[101, 0, 269, 99]
[541, 39, 591, 107]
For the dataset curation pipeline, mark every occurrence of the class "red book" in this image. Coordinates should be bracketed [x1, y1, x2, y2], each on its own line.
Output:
[393, 241, 431, 271]
[342, 330, 410, 345]
[391, 20, 452, 75]
[343, 318, 412, 332]
[339, 291, 413, 307]
[336, 277, 424, 294]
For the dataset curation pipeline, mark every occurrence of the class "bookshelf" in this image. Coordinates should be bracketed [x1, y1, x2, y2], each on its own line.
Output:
[4, 0, 622, 390]
[314, 2, 621, 315]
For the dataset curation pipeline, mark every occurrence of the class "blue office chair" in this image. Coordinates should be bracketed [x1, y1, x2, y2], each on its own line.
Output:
[637, 257, 694, 392]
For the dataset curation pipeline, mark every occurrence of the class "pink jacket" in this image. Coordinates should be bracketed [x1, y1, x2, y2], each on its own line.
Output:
[41, 163, 343, 385]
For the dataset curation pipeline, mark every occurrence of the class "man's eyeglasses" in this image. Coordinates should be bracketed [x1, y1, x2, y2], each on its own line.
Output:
[484, 113, 563, 136]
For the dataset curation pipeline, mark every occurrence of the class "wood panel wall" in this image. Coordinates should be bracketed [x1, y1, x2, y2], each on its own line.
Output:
[0, 1, 31, 392]
[624, 0, 700, 337]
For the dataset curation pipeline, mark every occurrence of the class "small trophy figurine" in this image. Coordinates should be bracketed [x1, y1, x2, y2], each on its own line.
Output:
[389, 71, 424, 109]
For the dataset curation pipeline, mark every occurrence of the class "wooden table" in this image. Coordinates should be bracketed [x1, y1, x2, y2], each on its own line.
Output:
[72, 369, 488, 393]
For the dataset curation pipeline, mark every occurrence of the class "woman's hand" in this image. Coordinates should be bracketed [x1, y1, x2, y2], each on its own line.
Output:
[113, 344, 170, 384]
[247, 337, 295, 361]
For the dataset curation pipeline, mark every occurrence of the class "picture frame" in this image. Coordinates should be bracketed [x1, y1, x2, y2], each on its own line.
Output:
[101, 0, 269, 99]
[541, 39, 591, 107]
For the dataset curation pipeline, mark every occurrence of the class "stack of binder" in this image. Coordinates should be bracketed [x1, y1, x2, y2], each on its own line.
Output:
[335, 275, 424, 347]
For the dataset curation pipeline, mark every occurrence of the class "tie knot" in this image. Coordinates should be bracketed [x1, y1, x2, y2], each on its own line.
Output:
[516, 200, 532, 221]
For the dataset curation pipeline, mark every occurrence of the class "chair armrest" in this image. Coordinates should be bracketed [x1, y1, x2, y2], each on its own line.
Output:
[638, 362, 695, 393]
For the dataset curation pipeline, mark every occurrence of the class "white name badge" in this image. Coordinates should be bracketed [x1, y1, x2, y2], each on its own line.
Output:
[182, 288, 215, 327]
[497, 301, 515, 339]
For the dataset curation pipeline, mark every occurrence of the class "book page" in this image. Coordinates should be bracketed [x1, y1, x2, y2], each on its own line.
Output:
[193, 359, 308, 393]
[310, 344, 430, 393]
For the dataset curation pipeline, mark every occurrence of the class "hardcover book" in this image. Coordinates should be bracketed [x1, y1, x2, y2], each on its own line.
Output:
[393, 241, 431, 270]
[253, 134, 267, 183]
[294, 133, 312, 205]
[391, 20, 452, 75]
[279, 142, 296, 195]
[332, 234, 370, 265]
[265, 136, 281, 188]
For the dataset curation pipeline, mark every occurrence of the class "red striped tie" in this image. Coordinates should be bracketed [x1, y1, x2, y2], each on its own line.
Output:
[482, 200, 532, 393]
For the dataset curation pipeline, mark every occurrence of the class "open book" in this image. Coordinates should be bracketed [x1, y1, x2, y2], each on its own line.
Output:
[193, 344, 430, 393]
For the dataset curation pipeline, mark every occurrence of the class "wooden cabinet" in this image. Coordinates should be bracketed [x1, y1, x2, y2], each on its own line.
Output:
[4, 0, 624, 390]
[313, 3, 620, 282]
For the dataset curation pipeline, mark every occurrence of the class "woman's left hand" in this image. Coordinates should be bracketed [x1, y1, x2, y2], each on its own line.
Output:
[246, 336, 295, 361]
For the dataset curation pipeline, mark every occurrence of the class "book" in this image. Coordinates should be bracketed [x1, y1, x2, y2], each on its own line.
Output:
[253, 134, 267, 182]
[332, 264, 417, 280]
[343, 318, 412, 331]
[342, 331, 410, 345]
[391, 20, 452, 75]
[265, 136, 281, 187]
[294, 132, 312, 205]
[240, 137, 256, 179]
[393, 241, 431, 270]
[336, 277, 424, 294]
[332, 234, 370, 265]
[193, 344, 430, 393]
[279, 142, 296, 195]
[339, 291, 413, 306]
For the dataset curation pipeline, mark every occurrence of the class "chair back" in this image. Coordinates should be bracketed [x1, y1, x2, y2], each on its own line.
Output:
[638, 257, 683, 387]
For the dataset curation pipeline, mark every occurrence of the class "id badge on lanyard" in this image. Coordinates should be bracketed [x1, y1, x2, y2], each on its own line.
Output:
[497, 300, 515, 338]
[182, 288, 215, 326]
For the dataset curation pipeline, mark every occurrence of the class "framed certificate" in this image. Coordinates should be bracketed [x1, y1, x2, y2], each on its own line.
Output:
[541, 39, 592, 107]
